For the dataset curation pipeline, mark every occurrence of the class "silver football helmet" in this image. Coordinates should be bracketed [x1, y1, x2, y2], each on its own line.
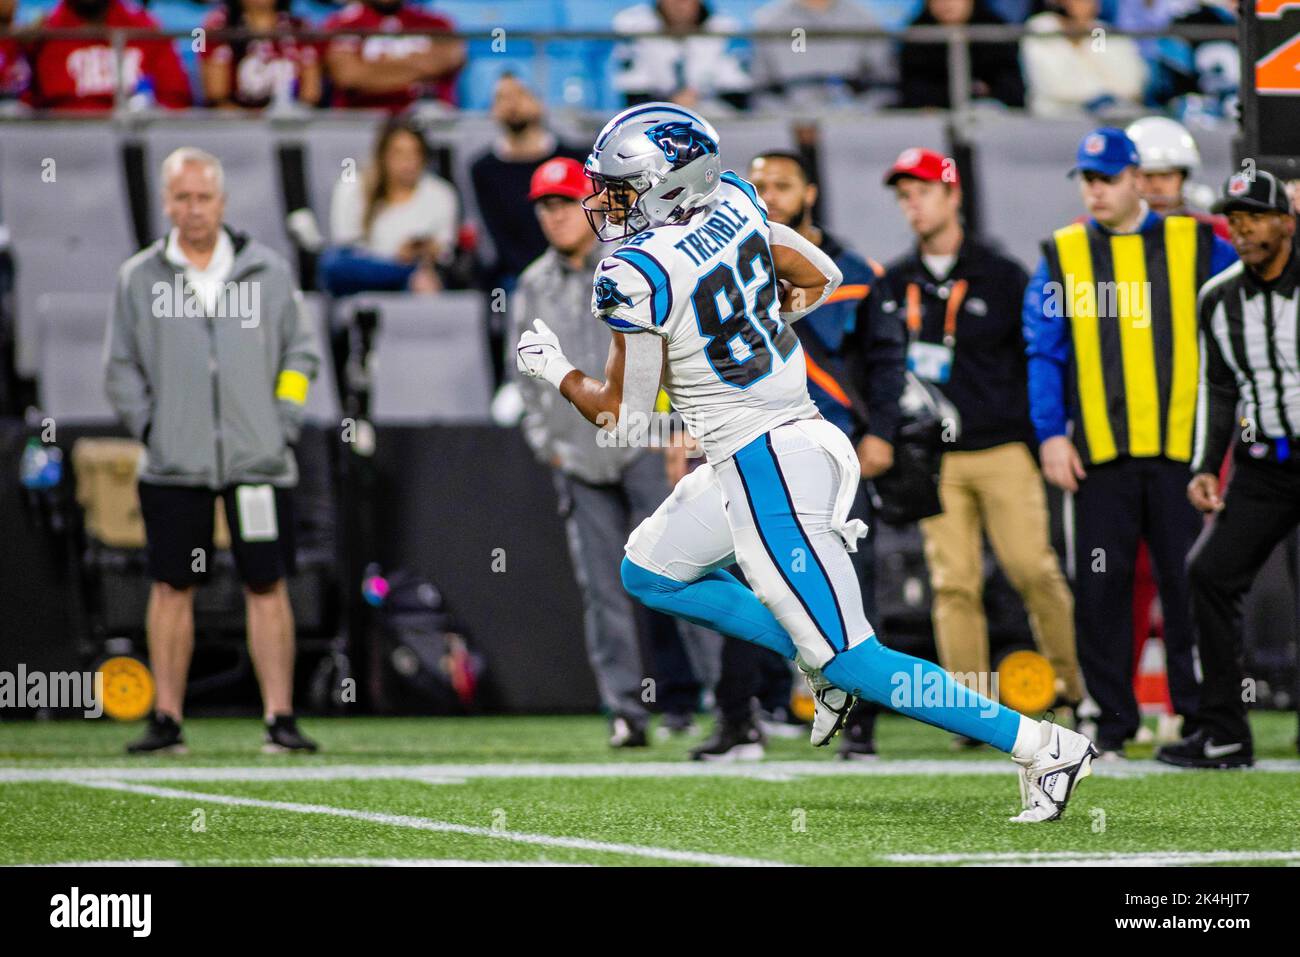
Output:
[582, 102, 723, 242]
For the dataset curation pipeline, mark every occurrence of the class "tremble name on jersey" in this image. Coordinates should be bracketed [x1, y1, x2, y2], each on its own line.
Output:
[591, 173, 819, 462]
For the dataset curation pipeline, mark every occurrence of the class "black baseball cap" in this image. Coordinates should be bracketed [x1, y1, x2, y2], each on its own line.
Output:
[1213, 169, 1293, 215]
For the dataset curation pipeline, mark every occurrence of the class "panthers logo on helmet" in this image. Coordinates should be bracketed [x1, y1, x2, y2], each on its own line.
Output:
[645, 121, 718, 168]
[593, 276, 634, 313]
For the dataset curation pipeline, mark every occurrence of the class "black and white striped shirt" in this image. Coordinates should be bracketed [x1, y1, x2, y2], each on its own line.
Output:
[1192, 248, 1300, 473]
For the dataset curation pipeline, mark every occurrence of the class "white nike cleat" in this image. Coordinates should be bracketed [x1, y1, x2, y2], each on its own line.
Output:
[798, 662, 855, 747]
[1010, 719, 1099, 823]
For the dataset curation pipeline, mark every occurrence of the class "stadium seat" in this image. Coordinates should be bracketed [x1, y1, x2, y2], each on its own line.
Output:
[297, 118, 382, 229]
[539, 43, 600, 109]
[356, 291, 493, 424]
[456, 49, 541, 111]
[35, 292, 117, 425]
[868, 0, 924, 31]
[12, 0, 57, 25]
[708, 0, 759, 27]
[0, 124, 135, 378]
[299, 292, 343, 427]
[429, 0, 561, 32]
[818, 114, 949, 265]
[143, 121, 296, 265]
[712, 117, 799, 177]
[557, 0, 619, 30]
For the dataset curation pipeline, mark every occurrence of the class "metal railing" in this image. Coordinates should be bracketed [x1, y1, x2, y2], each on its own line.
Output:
[0, 22, 1240, 117]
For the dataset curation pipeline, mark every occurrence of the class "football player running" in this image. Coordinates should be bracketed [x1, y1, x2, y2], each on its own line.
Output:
[515, 103, 1096, 821]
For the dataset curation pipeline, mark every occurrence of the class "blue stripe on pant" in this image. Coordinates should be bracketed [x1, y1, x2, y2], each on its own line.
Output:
[732, 433, 847, 657]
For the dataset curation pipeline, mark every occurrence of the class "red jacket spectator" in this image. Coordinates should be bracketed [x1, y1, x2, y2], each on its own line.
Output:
[322, 0, 463, 111]
[199, 4, 321, 108]
[27, 0, 191, 110]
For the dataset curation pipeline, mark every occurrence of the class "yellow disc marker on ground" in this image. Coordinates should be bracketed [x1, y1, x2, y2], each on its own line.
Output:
[97, 656, 155, 721]
[997, 649, 1057, 714]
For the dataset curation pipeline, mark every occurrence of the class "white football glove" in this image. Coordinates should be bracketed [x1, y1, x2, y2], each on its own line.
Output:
[515, 318, 576, 390]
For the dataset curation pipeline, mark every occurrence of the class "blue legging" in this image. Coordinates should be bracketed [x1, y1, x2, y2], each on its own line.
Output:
[621, 557, 1021, 752]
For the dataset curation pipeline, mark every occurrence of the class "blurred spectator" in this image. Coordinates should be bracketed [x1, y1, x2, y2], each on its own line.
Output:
[1149, 0, 1238, 120]
[508, 157, 721, 748]
[1021, 0, 1146, 117]
[469, 73, 587, 293]
[0, 0, 31, 102]
[899, 0, 1025, 109]
[874, 147, 1084, 744]
[199, 0, 321, 109]
[1022, 127, 1236, 756]
[612, 0, 750, 109]
[319, 116, 459, 296]
[323, 0, 464, 111]
[1125, 115, 1229, 237]
[751, 0, 895, 109]
[26, 0, 191, 110]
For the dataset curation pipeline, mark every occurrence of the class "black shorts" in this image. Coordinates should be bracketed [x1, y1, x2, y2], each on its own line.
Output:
[138, 482, 297, 589]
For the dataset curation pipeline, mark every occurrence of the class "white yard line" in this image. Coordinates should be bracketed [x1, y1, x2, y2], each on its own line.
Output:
[4, 757, 1296, 784]
[73, 780, 791, 868]
[28, 858, 588, 867]
[889, 849, 1300, 866]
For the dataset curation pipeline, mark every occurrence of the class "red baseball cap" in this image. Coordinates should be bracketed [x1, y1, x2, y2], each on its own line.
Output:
[529, 157, 592, 202]
[884, 147, 959, 187]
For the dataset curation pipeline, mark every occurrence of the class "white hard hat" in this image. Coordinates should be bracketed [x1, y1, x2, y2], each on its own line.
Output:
[1125, 116, 1201, 174]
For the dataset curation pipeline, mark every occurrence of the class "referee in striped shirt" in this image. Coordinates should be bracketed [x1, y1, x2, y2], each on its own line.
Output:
[1158, 170, 1300, 769]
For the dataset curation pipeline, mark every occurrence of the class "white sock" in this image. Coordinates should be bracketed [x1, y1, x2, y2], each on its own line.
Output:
[1011, 716, 1045, 762]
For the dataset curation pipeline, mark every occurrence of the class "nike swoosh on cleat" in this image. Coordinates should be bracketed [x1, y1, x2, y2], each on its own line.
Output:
[1049, 736, 1062, 760]
[1204, 741, 1243, 758]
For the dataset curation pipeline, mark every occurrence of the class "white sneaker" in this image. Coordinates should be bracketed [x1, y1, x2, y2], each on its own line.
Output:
[1010, 719, 1099, 823]
[798, 663, 855, 747]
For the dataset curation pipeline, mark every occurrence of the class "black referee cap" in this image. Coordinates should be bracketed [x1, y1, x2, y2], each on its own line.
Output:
[1213, 169, 1293, 215]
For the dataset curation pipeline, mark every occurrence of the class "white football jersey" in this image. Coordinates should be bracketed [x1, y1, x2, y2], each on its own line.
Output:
[591, 172, 817, 462]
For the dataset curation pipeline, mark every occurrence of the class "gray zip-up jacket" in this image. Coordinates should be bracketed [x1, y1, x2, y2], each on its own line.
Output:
[104, 227, 320, 489]
[508, 244, 645, 486]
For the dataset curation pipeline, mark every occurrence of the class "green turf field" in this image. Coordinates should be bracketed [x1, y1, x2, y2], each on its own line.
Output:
[2, 713, 1298, 866]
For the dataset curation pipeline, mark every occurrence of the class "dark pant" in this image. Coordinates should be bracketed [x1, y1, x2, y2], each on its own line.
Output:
[1187, 451, 1300, 743]
[1073, 456, 1203, 746]
[556, 453, 717, 722]
[138, 481, 296, 589]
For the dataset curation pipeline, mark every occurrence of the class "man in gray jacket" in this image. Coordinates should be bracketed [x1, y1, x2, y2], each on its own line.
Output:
[508, 157, 721, 747]
[104, 147, 320, 755]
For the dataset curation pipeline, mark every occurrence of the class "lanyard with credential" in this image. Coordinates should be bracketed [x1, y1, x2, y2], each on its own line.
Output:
[906, 278, 968, 348]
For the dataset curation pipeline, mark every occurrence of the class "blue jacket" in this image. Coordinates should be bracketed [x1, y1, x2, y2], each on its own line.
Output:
[1022, 209, 1237, 443]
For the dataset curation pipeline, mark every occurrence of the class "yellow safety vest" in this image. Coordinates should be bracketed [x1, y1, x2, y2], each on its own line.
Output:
[1043, 215, 1215, 465]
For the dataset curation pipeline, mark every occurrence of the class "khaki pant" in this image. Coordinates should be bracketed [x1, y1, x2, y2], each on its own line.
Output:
[919, 442, 1084, 702]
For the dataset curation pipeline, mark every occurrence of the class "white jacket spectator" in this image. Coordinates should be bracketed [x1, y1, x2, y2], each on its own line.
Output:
[612, 1, 751, 109]
[330, 171, 458, 261]
[1022, 4, 1148, 118]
